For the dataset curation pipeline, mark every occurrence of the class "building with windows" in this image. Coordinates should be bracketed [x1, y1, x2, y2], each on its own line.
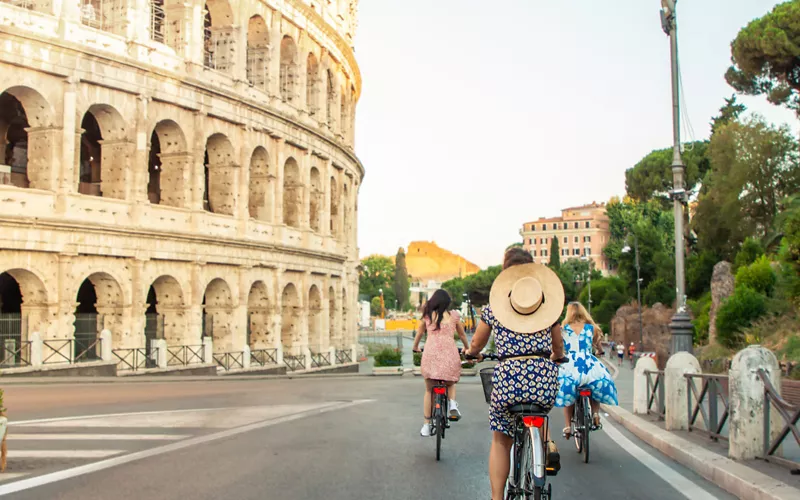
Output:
[0, 0, 364, 369]
[520, 202, 611, 273]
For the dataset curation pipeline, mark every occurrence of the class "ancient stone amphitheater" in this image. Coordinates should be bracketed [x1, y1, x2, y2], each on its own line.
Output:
[0, 0, 364, 372]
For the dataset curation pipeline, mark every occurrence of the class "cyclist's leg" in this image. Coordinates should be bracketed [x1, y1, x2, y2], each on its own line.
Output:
[446, 380, 456, 400]
[489, 431, 513, 500]
[423, 378, 435, 422]
[590, 398, 601, 427]
[562, 405, 574, 435]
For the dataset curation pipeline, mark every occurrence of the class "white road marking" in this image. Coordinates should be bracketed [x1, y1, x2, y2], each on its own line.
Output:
[9, 450, 124, 459]
[13, 403, 342, 429]
[603, 419, 720, 500]
[10, 406, 245, 426]
[0, 474, 28, 483]
[0, 399, 372, 496]
[8, 434, 187, 441]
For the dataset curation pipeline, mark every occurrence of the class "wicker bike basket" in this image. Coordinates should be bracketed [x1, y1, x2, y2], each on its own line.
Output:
[479, 367, 494, 404]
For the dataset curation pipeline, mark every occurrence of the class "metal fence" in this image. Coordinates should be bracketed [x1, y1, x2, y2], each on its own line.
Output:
[645, 370, 666, 420]
[113, 347, 157, 372]
[214, 351, 244, 371]
[1, 340, 31, 367]
[759, 369, 800, 469]
[309, 351, 331, 368]
[358, 331, 404, 355]
[166, 344, 205, 367]
[284, 354, 305, 371]
[42, 338, 102, 364]
[335, 349, 352, 364]
[250, 348, 278, 367]
[686, 373, 729, 441]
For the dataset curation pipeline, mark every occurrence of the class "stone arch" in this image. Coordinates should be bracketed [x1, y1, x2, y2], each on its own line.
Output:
[203, 277, 234, 352]
[282, 157, 302, 228]
[73, 272, 124, 359]
[248, 146, 272, 221]
[204, 133, 236, 215]
[203, 0, 236, 71]
[325, 68, 339, 130]
[328, 285, 338, 347]
[280, 35, 299, 103]
[247, 281, 271, 349]
[306, 53, 320, 115]
[78, 104, 129, 199]
[148, 119, 189, 207]
[281, 283, 301, 353]
[0, 269, 49, 349]
[309, 167, 322, 232]
[146, 275, 186, 347]
[308, 285, 322, 351]
[330, 176, 340, 238]
[246, 15, 270, 90]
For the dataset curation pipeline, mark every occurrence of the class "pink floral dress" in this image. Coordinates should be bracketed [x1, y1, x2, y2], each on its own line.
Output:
[421, 311, 462, 382]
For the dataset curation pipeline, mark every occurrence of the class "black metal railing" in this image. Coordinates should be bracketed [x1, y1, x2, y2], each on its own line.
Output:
[41, 338, 103, 364]
[42, 339, 72, 364]
[310, 352, 331, 368]
[0, 340, 31, 367]
[113, 347, 157, 371]
[335, 349, 352, 364]
[166, 344, 205, 366]
[213, 351, 244, 371]
[759, 369, 800, 469]
[74, 335, 102, 362]
[646, 370, 666, 420]
[284, 354, 305, 371]
[250, 348, 278, 367]
[686, 373, 729, 441]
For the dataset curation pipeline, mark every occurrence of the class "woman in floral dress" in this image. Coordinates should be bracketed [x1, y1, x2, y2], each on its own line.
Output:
[412, 289, 469, 437]
[464, 248, 565, 500]
[555, 302, 618, 436]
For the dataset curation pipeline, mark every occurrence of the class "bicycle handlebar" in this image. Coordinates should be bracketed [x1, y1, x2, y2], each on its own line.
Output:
[463, 352, 569, 365]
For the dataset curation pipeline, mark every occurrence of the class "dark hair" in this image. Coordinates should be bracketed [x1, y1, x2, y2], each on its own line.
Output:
[503, 247, 534, 270]
[423, 289, 451, 330]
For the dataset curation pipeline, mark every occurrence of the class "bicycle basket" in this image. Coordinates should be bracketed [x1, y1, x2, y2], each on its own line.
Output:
[480, 367, 494, 404]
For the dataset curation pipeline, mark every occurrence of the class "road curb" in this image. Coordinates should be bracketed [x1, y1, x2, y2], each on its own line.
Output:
[602, 394, 800, 500]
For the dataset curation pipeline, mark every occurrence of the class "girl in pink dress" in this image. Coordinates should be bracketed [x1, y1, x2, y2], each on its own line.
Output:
[412, 289, 470, 437]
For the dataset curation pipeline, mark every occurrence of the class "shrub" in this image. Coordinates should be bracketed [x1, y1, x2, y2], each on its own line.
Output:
[462, 362, 476, 369]
[688, 293, 712, 345]
[413, 350, 422, 367]
[643, 277, 675, 307]
[687, 250, 719, 299]
[373, 347, 402, 367]
[734, 237, 764, 270]
[716, 287, 768, 349]
[735, 256, 777, 296]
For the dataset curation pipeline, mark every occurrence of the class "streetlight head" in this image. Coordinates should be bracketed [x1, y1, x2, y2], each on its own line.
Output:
[661, 0, 675, 11]
[622, 246, 632, 253]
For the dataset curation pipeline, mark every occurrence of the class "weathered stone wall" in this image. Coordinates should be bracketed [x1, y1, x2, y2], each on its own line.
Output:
[0, 0, 363, 355]
[610, 302, 673, 368]
[709, 261, 734, 345]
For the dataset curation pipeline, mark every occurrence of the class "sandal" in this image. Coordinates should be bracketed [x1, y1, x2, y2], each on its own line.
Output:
[562, 426, 572, 439]
[593, 413, 602, 429]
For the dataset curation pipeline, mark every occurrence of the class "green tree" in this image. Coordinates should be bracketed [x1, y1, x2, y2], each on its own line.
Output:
[506, 242, 524, 251]
[735, 256, 777, 297]
[359, 255, 396, 305]
[625, 141, 709, 205]
[393, 248, 410, 310]
[716, 287, 768, 349]
[734, 238, 764, 270]
[441, 277, 465, 308]
[643, 278, 675, 307]
[578, 276, 629, 334]
[686, 250, 720, 299]
[463, 265, 502, 306]
[710, 95, 746, 137]
[549, 237, 560, 270]
[726, 1, 800, 116]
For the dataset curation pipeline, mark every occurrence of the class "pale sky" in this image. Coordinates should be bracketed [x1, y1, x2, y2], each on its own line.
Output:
[354, 0, 796, 269]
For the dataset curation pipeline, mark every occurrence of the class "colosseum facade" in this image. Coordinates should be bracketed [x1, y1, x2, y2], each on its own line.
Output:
[0, 0, 364, 368]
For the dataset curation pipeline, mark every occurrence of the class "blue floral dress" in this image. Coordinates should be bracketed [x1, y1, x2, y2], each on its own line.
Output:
[482, 306, 559, 437]
[555, 323, 618, 407]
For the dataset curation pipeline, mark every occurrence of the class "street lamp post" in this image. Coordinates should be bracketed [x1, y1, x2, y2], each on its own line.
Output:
[660, 0, 693, 354]
[580, 256, 592, 315]
[623, 236, 644, 352]
[379, 288, 385, 320]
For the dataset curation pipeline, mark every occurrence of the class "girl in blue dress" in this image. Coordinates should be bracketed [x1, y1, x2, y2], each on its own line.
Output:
[555, 302, 618, 436]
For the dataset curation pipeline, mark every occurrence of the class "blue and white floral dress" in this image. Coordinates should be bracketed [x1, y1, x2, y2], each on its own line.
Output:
[555, 323, 618, 407]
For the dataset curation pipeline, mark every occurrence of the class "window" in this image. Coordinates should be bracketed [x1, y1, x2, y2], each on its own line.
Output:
[584, 236, 591, 243]
[585, 247, 592, 256]
[532, 224, 536, 231]
[585, 221, 591, 228]
[574, 236, 579, 243]
[574, 222, 579, 229]
[563, 237, 567, 244]
[573, 248, 580, 256]
[533, 250, 537, 257]
[542, 249, 548, 257]
[542, 224, 547, 231]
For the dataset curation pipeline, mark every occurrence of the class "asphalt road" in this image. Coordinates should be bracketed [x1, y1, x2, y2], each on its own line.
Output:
[0, 375, 736, 499]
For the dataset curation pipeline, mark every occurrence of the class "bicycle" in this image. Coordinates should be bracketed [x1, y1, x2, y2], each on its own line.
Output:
[471, 352, 565, 500]
[415, 347, 466, 461]
[570, 386, 594, 463]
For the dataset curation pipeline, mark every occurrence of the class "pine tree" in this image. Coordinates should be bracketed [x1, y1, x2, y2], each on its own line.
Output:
[393, 248, 410, 310]
[549, 237, 561, 270]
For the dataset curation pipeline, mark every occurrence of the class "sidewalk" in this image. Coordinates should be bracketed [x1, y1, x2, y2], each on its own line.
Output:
[604, 357, 800, 500]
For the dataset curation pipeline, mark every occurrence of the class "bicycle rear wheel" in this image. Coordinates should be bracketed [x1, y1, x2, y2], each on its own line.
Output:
[573, 398, 583, 453]
[435, 394, 445, 461]
[582, 396, 591, 463]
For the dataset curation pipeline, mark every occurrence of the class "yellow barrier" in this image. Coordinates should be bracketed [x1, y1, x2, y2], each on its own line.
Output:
[384, 319, 418, 331]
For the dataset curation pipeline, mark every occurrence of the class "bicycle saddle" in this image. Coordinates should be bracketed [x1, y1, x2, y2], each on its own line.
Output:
[509, 403, 548, 415]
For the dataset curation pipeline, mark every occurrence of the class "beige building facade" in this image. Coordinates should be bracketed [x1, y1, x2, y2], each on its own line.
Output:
[0, 0, 364, 365]
[520, 202, 611, 273]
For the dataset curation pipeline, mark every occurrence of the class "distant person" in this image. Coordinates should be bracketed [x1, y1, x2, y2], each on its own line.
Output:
[556, 302, 618, 434]
[609, 340, 616, 360]
[412, 290, 469, 437]
[616, 342, 625, 366]
[628, 342, 637, 367]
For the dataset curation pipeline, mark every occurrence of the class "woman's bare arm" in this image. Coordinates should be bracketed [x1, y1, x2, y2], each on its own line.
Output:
[592, 326, 604, 354]
[465, 320, 491, 356]
[455, 320, 469, 351]
[550, 323, 565, 360]
[412, 319, 426, 351]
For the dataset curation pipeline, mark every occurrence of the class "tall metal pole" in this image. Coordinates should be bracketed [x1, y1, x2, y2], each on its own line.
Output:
[635, 235, 644, 351]
[661, 1, 693, 354]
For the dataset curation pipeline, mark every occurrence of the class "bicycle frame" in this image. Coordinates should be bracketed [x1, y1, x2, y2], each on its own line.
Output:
[508, 413, 550, 499]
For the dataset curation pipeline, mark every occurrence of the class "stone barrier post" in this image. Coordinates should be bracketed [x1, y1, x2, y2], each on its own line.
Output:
[242, 345, 251, 370]
[30, 331, 43, 368]
[664, 351, 701, 431]
[99, 330, 113, 362]
[277, 345, 284, 365]
[729, 345, 781, 460]
[351, 343, 358, 364]
[152, 339, 167, 369]
[329, 346, 337, 365]
[202, 336, 213, 364]
[633, 355, 658, 414]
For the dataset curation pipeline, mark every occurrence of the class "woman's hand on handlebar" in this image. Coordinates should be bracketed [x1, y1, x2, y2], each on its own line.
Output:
[551, 355, 569, 364]
[463, 349, 483, 362]
[412, 345, 421, 353]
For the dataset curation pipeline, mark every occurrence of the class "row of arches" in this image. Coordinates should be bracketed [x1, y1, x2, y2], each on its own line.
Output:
[0, 268, 353, 359]
[0, 86, 356, 238]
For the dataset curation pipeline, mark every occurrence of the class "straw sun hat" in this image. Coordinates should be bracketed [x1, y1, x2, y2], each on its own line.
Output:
[489, 263, 565, 333]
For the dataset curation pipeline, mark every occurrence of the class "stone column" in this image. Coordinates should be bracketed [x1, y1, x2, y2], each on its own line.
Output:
[165, 1, 193, 59]
[729, 346, 782, 460]
[301, 150, 312, 229]
[189, 262, 205, 345]
[664, 351, 701, 431]
[190, 111, 207, 216]
[26, 126, 59, 192]
[268, 14, 282, 99]
[133, 96, 150, 204]
[57, 78, 79, 212]
[237, 133, 251, 236]
[633, 356, 658, 415]
[274, 139, 285, 225]
[58, 0, 81, 37]
[98, 139, 133, 200]
[322, 159, 333, 237]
